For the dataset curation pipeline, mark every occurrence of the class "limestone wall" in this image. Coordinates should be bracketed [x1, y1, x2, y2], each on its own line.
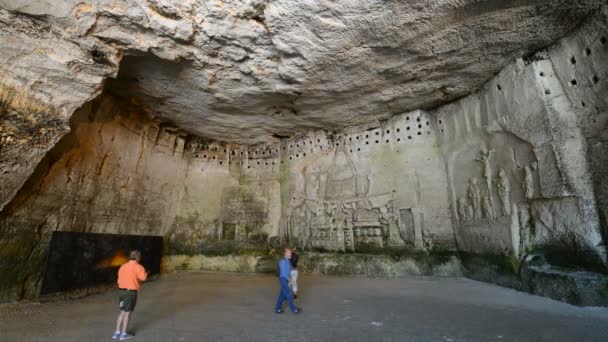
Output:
[0, 93, 284, 300]
[0, 95, 189, 300]
[435, 10, 608, 257]
[0, 9, 117, 211]
[0, 93, 456, 300]
[548, 10, 608, 248]
[170, 140, 282, 254]
[0, 0, 601, 211]
[270, 111, 453, 252]
[1, 6, 607, 302]
[169, 108, 455, 254]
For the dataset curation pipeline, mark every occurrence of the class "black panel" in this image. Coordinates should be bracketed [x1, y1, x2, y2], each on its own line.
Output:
[40, 231, 163, 295]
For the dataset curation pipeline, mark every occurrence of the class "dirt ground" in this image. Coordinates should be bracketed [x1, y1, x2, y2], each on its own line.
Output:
[1, 272, 607, 342]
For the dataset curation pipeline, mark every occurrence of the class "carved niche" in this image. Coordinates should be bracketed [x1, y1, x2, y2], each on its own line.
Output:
[283, 146, 419, 252]
[449, 132, 540, 254]
[452, 133, 538, 226]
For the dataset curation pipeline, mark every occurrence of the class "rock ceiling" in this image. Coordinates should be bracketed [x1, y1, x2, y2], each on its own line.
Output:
[1, 0, 602, 144]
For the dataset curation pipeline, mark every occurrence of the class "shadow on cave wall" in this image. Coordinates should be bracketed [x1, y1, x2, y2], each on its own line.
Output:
[0, 96, 107, 301]
[0, 91, 169, 301]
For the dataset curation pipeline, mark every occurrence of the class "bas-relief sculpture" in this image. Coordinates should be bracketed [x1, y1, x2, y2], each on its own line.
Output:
[167, 123, 584, 259]
[497, 168, 511, 216]
[282, 147, 425, 252]
[450, 127, 595, 258]
[455, 137, 537, 225]
[450, 132, 541, 255]
[467, 178, 482, 220]
[524, 163, 537, 200]
[457, 197, 471, 222]
[482, 195, 494, 221]
[475, 147, 495, 214]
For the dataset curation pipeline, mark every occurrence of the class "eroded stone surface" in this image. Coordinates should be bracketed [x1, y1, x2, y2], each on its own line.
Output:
[1, 1, 608, 305]
[0, 0, 602, 211]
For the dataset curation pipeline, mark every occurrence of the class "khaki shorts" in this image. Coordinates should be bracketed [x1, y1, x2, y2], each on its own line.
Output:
[118, 289, 138, 312]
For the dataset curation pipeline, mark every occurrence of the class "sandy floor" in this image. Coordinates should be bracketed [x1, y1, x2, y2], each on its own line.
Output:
[1, 272, 607, 342]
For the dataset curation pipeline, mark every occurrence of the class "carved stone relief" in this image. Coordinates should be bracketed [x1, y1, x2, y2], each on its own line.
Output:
[467, 178, 482, 220]
[453, 133, 538, 226]
[523, 162, 537, 199]
[476, 147, 496, 215]
[497, 168, 511, 216]
[481, 194, 494, 220]
[449, 132, 539, 254]
[282, 147, 426, 252]
[380, 202, 405, 247]
[399, 208, 418, 247]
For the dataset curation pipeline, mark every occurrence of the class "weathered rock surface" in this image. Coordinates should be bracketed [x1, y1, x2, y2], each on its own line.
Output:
[164, 252, 464, 278]
[0, 0, 602, 211]
[462, 253, 608, 306]
[1, 1, 608, 306]
[2, 0, 600, 140]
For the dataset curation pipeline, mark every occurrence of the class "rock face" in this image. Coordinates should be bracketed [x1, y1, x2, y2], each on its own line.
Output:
[164, 252, 464, 279]
[1, 1, 608, 304]
[0, 0, 602, 211]
[0, 93, 456, 301]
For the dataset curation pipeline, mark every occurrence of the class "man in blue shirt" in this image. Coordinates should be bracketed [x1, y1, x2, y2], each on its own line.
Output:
[275, 248, 302, 314]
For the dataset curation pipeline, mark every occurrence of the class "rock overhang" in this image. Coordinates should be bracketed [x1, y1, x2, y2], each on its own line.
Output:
[1, 0, 602, 145]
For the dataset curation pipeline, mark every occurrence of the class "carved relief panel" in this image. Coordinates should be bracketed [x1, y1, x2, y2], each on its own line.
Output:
[449, 132, 541, 254]
[451, 132, 538, 228]
[283, 147, 429, 252]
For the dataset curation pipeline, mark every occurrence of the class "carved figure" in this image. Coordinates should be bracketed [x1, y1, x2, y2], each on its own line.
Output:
[476, 147, 496, 214]
[476, 147, 495, 192]
[289, 206, 302, 243]
[496, 168, 511, 216]
[517, 204, 533, 253]
[482, 195, 494, 220]
[345, 210, 354, 229]
[457, 197, 470, 222]
[344, 228, 355, 252]
[336, 227, 345, 251]
[356, 173, 373, 209]
[311, 202, 332, 227]
[523, 162, 536, 199]
[467, 178, 482, 219]
[380, 204, 404, 246]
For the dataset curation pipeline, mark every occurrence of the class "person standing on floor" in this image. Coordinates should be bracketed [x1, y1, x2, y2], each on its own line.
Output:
[113, 250, 148, 340]
[290, 248, 300, 299]
[275, 247, 302, 314]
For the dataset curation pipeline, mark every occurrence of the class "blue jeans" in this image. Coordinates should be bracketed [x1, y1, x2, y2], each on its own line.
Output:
[275, 277, 297, 312]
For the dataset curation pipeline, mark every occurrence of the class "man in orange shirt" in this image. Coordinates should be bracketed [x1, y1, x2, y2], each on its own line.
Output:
[112, 250, 148, 340]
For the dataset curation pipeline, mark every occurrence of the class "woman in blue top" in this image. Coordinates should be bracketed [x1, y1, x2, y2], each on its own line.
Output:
[275, 248, 302, 314]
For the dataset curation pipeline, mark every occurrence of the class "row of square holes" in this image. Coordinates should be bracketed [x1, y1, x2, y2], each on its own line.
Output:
[495, 38, 606, 97]
[199, 135, 438, 169]
[438, 39, 606, 133]
[286, 116, 435, 149]
[568, 44, 602, 84]
[441, 39, 608, 132]
[194, 124, 464, 166]
[570, 37, 605, 109]
[193, 116, 441, 159]
[272, 120, 434, 154]
[189, 38, 607, 157]
[198, 159, 279, 167]
[195, 125, 432, 165]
